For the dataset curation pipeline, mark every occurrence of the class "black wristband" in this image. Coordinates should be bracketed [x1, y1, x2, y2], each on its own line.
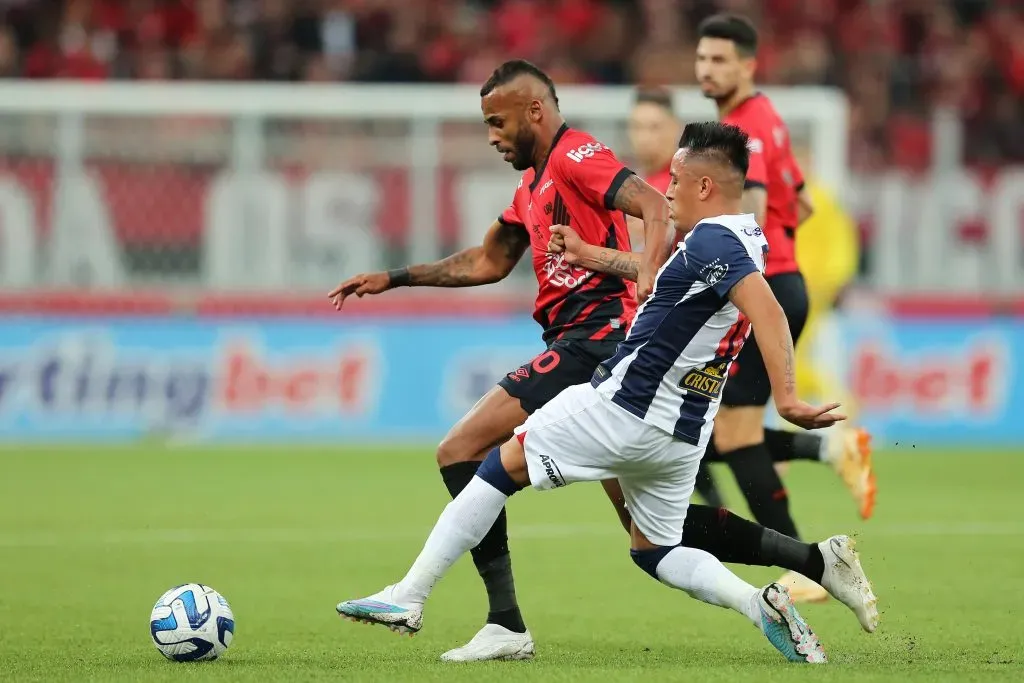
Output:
[387, 267, 411, 287]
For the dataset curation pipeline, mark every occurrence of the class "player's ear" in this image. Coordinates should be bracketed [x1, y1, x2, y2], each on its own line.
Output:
[528, 99, 543, 123]
[741, 56, 757, 80]
[699, 176, 713, 200]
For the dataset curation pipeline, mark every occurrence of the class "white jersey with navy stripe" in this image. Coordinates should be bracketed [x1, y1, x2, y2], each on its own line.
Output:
[591, 214, 769, 446]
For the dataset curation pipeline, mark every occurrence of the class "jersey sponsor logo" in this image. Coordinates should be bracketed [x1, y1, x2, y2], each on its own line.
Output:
[747, 138, 764, 154]
[679, 361, 728, 400]
[743, 226, 763, 237]
[543, 252, 591, 289]
[700, 258, 729, 286]
[537, 453, 567, 487]
[538, 178, 555, 195]
[773, 126, 786, 147]
[565, 142, 606, 163]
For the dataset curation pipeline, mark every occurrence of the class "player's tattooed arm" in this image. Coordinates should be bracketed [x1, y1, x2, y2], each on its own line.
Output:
[328, 221, 527, 308]
[729, 272, 844, 429]
[741, 186, 768, 228]
[612, 174, 673, 263]
[548, 225, 640, 281]
[584, 248, 641, 281]
[407, 219, 529, 287]
[611, 173, 673, 299]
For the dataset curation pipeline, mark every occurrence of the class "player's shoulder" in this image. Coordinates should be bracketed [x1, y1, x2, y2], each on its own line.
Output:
[685, 215, 767, 258]
[724, 93, 780, 134]
[554, 127, 618, 167]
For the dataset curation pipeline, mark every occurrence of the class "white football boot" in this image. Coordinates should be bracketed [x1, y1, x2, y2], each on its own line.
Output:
[818, 535, 880, 633]
[440, 624, 535, 662]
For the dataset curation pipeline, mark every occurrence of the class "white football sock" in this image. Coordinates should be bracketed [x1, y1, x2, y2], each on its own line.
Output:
[394, 476, 508, 605]
[654, 546, 761, 625]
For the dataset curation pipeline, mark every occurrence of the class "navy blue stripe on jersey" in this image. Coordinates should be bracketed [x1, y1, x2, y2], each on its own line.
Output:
[593, 250, 723, 432]
[609, 289, 720, 434]
[684, 223, 761, 297]
[592, 251, 687, 381]
[673, 358, 734, 444]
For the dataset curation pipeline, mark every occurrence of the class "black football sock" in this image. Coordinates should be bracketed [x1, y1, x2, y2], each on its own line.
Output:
[440, 461, 526, 633]
[723, 443, 801, 539]
[681, 505, 824, 582]
[761, 527, 825, 583]
[694, 461, 724, 508]
[682, 504, 763, 564]
[765, 428, 824, 463]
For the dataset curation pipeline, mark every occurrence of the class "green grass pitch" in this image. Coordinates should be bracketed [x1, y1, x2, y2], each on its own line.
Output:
[1, 446, 1022, 682]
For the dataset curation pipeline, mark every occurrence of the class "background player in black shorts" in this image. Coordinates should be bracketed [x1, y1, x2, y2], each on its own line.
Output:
[696, 14, 875, 601]
[330, 60, 866, 661]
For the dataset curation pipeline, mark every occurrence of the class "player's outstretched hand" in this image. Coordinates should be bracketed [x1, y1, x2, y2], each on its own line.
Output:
[328, 272, 391, 310]
[548, 224, 583, 265]
[777, 401, 847, 430]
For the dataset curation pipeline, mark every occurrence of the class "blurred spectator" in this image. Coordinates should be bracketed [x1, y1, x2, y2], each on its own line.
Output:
[0, 0, 1020, 167]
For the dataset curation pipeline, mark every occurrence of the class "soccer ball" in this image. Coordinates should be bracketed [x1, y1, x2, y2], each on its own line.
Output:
[149, 584, 235, 662]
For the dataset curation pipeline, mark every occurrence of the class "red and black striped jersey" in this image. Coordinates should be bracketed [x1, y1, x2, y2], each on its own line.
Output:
[499, 124, 638, 344]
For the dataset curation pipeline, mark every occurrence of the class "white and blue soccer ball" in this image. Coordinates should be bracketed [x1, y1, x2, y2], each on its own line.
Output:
[149, 584, 235, 662]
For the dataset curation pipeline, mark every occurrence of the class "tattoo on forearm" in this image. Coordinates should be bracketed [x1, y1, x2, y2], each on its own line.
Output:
[408, 250, 480, 287]
[407, 222, 528, 287]
[780, 337, 796, 396]
[595, 249, 640, 281]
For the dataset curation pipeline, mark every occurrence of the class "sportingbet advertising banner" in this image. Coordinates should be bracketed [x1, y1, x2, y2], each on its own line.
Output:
[0, 315, 1017, 445]
[0, 319, 542, 442]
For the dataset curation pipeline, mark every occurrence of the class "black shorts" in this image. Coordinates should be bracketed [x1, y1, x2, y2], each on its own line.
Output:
[722, 271, 810, 408]
[499, 339, 621, 414]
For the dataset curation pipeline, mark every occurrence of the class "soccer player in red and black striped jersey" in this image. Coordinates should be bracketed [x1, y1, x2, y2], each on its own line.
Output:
[695, 14, 875, 601]
[330, 61, 862, 661]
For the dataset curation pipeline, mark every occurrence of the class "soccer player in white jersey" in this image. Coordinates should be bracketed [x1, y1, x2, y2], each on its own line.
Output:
[335, 122, 855, 664]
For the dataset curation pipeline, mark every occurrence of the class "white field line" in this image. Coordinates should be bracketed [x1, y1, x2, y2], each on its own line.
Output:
[0, 522, 1022, 549]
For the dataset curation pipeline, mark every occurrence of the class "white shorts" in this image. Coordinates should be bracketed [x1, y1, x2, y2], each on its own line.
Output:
[513, 382, 702, 546]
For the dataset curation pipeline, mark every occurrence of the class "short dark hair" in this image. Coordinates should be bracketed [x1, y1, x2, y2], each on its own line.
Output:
[633, 86, 674, 114]
[697, 13, 758, 57]
[678, 121, 750, 177]
[480, 59, 559, 109]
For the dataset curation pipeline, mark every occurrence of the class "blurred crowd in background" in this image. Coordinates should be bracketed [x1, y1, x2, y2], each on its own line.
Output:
[0, 0, 1020, 170]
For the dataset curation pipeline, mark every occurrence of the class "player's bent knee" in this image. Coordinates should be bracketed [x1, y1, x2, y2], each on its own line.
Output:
[630, 546, 674, 580]
[435, 431, 491, 468]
